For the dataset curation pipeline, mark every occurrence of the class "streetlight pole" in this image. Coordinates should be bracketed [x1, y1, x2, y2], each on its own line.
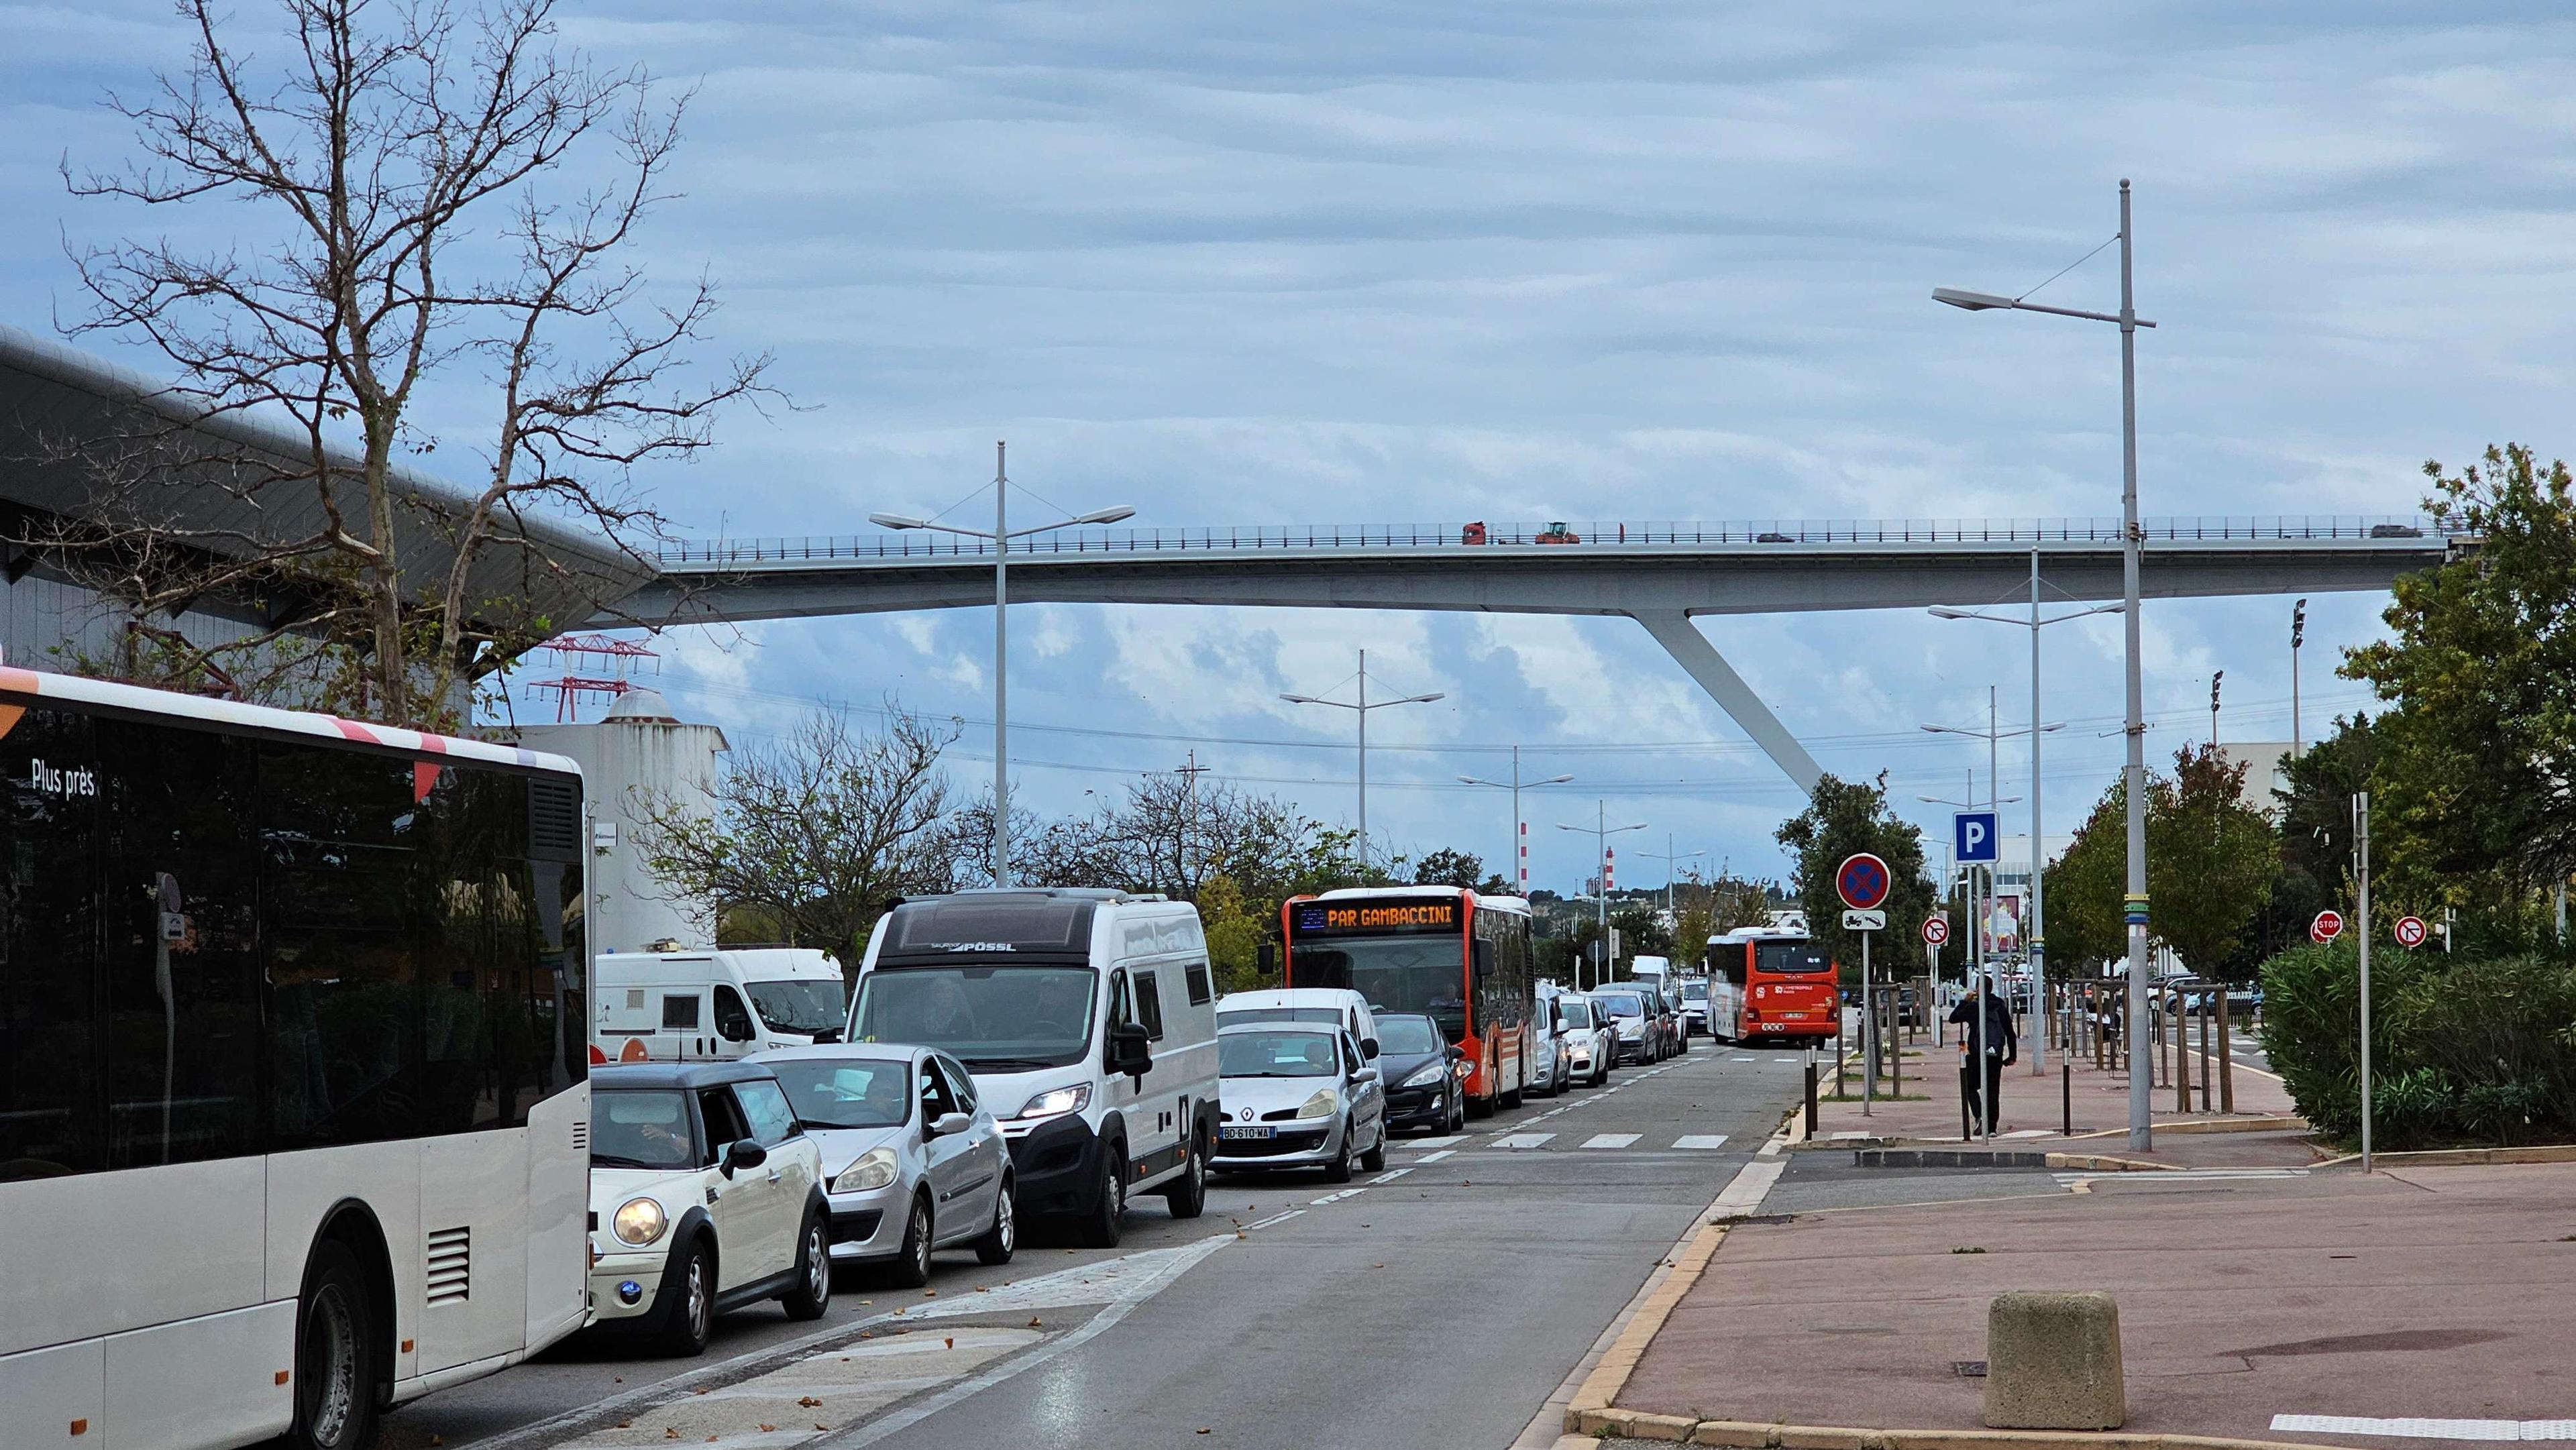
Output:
[1934, 177, 2159, 1150]
[1459, 746, 1572, 893]
[1558, 807, 1646, 989]
[869, 444, 1134, 887]
[2292, 600, 2308, 755]
[1933, 561, 2124, 1076]
[1284, 650, 1444, 868]
[1640, 834, 1705, 918]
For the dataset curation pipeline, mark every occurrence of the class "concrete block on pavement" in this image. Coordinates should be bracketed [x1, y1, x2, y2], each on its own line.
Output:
[1982, 1291, 2125, 1430]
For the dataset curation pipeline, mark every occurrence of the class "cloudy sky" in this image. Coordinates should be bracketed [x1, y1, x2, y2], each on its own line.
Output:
[7, 1, 2572, 891]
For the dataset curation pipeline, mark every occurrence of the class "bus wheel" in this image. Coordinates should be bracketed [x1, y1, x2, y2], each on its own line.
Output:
[288, 1241, 380, 1450]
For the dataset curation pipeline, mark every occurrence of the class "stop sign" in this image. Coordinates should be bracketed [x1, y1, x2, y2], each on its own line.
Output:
[2310, 909, 2345, 944]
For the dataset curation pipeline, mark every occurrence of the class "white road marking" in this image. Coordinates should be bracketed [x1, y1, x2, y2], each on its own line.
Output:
[828, 1233, 1236, 1447]
[1493, 1132, 1556, 1150]
[2271, 1416, 2576, 1442]
[1309, 1187, 1370, 1205]
[1415, 1149, 1456, 1164]
[1580, 1133, 1642, 1150]
[1673, 1134, 1730, 1150]
[1240, 1209, 1307, 1231]
[1408, 1134, 1465, 1148]
[1731, 1056, 1757, 1062]
[1371, 1166, 1413, 1184]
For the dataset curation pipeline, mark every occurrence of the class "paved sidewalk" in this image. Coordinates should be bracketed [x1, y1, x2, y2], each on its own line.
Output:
[1806, 1028, 2314, 1169]
[1613, 1161, 2576, 1449]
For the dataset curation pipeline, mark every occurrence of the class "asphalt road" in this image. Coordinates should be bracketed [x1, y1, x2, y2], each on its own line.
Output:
[386, 1040, 1804, 1450]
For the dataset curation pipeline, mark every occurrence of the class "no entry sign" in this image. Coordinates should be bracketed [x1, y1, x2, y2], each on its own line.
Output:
[2310, 909, 2345, 944]
[1836, 852, 1892, 911]
[2393, 915, 2428, 948]
[1923, 915, 1950, 947]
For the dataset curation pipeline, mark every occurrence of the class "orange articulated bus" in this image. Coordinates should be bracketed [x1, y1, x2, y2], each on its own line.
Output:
[1704, 925, 1841, 1046]
[1279, 887, 1533, 1115]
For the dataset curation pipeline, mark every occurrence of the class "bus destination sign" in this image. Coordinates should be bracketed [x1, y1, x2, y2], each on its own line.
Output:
[1290, 898, 1461, 936]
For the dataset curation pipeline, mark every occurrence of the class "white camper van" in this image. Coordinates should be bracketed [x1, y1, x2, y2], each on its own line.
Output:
[592, 946, 850, 1064]
[847, 889, 1222, 1248]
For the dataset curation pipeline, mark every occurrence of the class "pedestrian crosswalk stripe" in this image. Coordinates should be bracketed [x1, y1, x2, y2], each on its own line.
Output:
[1493, 1132, 1555, 1150]
[1580, 1133, 1641, 1150]
[1672, 1134, 1730, 1150]
[1408, 1135, 1465, 1148]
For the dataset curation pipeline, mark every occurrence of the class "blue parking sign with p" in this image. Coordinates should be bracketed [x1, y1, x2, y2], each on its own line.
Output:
[1954, 811, 1998, 863]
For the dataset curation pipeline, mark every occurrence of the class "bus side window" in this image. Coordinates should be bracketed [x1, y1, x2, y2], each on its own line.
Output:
[1723, 950, 1747, 987]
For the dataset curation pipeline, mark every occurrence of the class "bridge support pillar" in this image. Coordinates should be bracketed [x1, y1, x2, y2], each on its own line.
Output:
[1627, 611, 1825, 793]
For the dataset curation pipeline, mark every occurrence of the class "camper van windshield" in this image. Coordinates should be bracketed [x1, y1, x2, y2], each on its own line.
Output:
[851, 965, 1097, 1070]
[748, 978, 848, 1036]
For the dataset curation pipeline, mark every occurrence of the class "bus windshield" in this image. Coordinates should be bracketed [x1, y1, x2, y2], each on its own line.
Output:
[1755, 940, 1833, 974]
[1288, 936, 1468, 1038]
[592, 1091, 698, 1170]
[749, 977, 849, 1036]
[1220, 1030, 1339, 1078]
[853, 964, 1097, 1070]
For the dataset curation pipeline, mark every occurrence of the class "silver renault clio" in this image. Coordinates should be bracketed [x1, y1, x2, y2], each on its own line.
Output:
[749, 1044, 1016, 1286]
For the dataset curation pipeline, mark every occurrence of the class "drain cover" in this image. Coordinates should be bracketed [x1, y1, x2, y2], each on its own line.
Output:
[1953, 1360, 1989, 1378]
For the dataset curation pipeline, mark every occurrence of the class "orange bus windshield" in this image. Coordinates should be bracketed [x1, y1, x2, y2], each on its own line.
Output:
[1285, 934, 1469, 1040]
[1753, 940, 1833, 974]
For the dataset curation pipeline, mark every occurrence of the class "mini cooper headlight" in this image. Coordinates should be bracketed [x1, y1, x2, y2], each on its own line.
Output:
[611, 1196, 667, 1247]
[1295, 1088, 1338, 1119]
[835, 1146, 898, 1193]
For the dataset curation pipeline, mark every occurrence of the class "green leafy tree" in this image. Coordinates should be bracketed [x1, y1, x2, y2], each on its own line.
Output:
[1412, 848, 1509, 894]
[2043, 776, 2129, 975]
[1774, 773, 1933, 979]
[2345, 445, 2576, 905]
[2146, 744, 2279, 983]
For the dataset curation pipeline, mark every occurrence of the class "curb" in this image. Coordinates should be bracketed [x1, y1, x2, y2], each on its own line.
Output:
[1550, 1145, 1789, 1436]
[1563, 1412, 2345, 1449]
[2310, 1142, 2576, 1168]
[2042, 1153, 2180, 1173]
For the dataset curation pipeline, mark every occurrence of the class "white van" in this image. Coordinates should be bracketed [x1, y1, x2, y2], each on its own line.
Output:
[593, 946, 850, 1064]
[847, 889, 1220, 1248]
[1214, 987, 1380, 1056]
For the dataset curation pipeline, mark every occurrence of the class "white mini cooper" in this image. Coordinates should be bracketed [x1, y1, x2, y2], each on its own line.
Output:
[585, 1060, 831, 1355]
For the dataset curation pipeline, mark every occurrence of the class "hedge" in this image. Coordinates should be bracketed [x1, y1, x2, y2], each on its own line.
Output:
[2259, 943, 2576, 1148]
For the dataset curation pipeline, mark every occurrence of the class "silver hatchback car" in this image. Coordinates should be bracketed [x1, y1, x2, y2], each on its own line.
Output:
[750, 1044, 1016, 1286]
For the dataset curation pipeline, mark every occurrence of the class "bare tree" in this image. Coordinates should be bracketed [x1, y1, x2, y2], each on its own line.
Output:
[637, 708, 959, 961]
[58, 0, 770, 724]
[1018, 774, 1365, 901]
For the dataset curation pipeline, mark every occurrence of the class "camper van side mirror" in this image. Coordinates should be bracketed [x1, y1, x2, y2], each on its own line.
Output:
[1109, 1023, 1152, 1078]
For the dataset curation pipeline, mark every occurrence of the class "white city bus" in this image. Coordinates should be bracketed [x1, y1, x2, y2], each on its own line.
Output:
[0, 666, 594, 1450]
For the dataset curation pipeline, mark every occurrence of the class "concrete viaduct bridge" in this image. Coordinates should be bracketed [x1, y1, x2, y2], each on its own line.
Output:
[605, 516, 2464, 790]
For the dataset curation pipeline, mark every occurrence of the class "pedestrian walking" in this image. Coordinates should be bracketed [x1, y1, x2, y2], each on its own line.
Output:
[1947, 974, 2018, 1136]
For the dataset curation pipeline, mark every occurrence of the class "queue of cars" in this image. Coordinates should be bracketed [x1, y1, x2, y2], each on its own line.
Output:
[574, 887, 1720, 1359]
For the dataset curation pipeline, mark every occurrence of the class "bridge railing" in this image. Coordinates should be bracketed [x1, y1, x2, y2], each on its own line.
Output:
[653, 515, 2465, 565]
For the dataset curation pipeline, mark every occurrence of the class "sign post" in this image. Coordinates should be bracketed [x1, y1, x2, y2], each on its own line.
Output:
[1837, 853, 1892, 1116]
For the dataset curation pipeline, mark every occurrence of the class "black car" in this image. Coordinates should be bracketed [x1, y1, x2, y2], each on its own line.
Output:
[1371, 1012, 1464, 1135]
